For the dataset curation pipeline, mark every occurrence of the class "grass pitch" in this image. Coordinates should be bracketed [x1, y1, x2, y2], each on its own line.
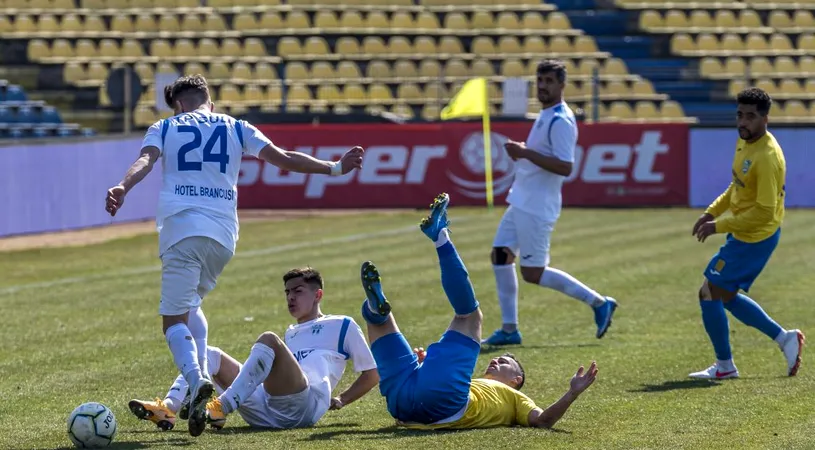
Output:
[1, 207, 814, 450]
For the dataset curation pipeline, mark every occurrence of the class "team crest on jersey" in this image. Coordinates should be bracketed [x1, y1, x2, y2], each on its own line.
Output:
[741, 159, 752, 174]
[311, 324, 324, 335]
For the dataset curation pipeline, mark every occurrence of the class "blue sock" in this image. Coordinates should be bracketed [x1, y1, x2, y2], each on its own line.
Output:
[437, 241, 480, 315]
[361, 300, 388, 325]
[724, 293, 784, 340]
[700, 300, 732, 361]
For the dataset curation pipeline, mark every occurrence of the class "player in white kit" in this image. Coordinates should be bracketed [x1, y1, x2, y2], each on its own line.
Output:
[105, 75, 365, 436]
[128, 267, 379, 431]
[482, 60, 618, 347]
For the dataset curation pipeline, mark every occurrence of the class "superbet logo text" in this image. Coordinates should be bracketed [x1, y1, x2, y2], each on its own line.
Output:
[238, 146, 448, 198]
[566, 131, 670, 184]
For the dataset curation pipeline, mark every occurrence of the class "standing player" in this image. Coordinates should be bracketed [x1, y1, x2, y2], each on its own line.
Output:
[484, 59, 617, 346]
[359, 193, 598, 430]
[104, 75, 364, 436]
[690, 87, 804, 379]
[129, 267, 379, 431]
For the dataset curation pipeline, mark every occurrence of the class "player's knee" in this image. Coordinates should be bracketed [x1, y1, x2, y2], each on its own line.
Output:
[520, 267, 544, 284]
[256, 331, 283, 349]
[698, 282, 712, 301]
[492, 247, 515, 265]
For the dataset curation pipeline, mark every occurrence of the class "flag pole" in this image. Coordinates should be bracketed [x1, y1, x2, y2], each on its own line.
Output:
[481, 78, 494, 211]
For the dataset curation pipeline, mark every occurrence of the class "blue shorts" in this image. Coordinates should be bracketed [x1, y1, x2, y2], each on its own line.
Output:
[704, 228, 780, 293]
[371, 330, 480, 424]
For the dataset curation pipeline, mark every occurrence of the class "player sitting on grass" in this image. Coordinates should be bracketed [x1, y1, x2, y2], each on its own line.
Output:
[358, 193, 597, 430]
[129, 267, 379, 431]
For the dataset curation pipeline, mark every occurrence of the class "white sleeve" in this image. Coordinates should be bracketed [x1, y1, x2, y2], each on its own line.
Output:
[343, 319, 377, 373]
[141, 120, 164, 154]
[548, 118, 577, 163]
[239, 120, 273, 158]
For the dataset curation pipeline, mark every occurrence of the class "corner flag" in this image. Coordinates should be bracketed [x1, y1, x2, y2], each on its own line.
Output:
[440, 77, 494, 209]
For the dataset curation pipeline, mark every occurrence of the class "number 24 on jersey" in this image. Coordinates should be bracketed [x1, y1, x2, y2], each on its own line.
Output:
[176, 125, 230, 174]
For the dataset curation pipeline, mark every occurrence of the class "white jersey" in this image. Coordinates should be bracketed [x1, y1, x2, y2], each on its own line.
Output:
[141, 109, 272, 255]
[284, 315, 377, 394]
[505, 101, 577, 222]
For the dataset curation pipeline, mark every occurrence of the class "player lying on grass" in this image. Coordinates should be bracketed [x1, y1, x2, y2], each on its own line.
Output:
[129, 267, 379, 431]
[358, 193, 597, 430]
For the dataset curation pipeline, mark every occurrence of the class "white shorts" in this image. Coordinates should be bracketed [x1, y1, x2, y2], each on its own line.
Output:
[492, 206, 554, 268]
[159, 236, 233, 316]
[235, 380, 331, 429]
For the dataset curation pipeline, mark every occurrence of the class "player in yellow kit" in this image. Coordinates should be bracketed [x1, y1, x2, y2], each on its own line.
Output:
[690, 87, 804, 380]
[359, 193, 597, 429]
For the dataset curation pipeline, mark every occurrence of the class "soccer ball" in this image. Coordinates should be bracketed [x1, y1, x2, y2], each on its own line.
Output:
[66, 402, 117, 448]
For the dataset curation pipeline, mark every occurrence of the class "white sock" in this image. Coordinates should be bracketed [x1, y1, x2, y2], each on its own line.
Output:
[539, 267, 606, 308]
[187, 306, 209, 380]
[717, 359, 736, 371]
[165, 323, 201, 387]
[493, 264, 519, 327]
[207, 346, 222, 379]
[434, 228, 450, 248]
[219, 343, 275, 414]
[774, 329, 789, 346]
[162, 345, 224, 413]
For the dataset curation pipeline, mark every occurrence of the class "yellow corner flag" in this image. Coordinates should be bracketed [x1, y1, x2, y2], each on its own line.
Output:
[440, 77, 494, 210]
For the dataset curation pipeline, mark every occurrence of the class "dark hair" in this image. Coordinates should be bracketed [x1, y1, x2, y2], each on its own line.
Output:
[164, 74, 210, 108]
[537, 59, 567, 83]
[283, 267, 324, 290]
[502, 352, 526, 390]
[737, 87, 772, 116]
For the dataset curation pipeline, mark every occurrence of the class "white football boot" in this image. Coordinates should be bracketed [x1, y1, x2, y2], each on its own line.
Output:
[689, 361, 739, 380]
[779, 329, 805, 377]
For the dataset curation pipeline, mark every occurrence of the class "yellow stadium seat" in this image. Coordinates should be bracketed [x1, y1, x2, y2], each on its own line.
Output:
[255, 62, 277, 81]
[51, 39, 74, 59]
[749, 57, 773, 76]
[729, 79, 746, 98]
[342, 84, 366, 104]
[336, 37, 360, 55]
[438, 36, 463, 55]
[333, 104, 352, 115]
[471, 59, 494, 77]
[396, 83, 422, 100]
[362, 36, 387, 56]
[218, 84, 241, 104]
[769, 11, 792, 29]
[783, 100, 807, 117]
[769, 34, 792, 51]
[550, 36, 573, 54]
[423, 82, 446, 100]
[336, 61, 361, 80]
[495, 12, 519, 30]
[177, 0, 201, 7]
[660, 100, 685, 119]
[444, 12, 469, 30]
[793, 11, 815, 28]
[243, 85, 263, 106]
[365, 104, 386, 116]
[198, 38, 220, 58]
[64, 62, 85, 84]
[81, 0, 104, 7]
[244, 38, 266, 58]
[134, 14, 157, 33]
[389, 36, 412, 55]
[311, 61, 335, 80]
[392, 103, 415, 120]
[183, 62, 207, 77]
[634, 101, 659, 120]
[577, 58, 601, 77]
[501, 58, 526, 77]
[604, 58, 627, 76]
[416, 12, 441, 30]
[38, 15, 59, 33]
[565, 80, 588, 98]
[633, 79, 656, 96]
[471, 11, 494, 29]
[209, 62, 230, 80]
[285, 62, 309, 80]
[698, 57, 723, 78]
[150, 39, 173, 59]
[391, 11, 414, 29]
[158, 15, 180, 33]
[472, 36, 496, 55]
[234, 13, 258, 30]
[524, 36, 547, 54]
[799, 55, 815, 73]
[75, 39, 96, 58]
[122, 40, 144, 59]
[488, 82, 501, 101]
[276, 38, 301, 58]
[314, 11, 338, 29]
[393, 59, 418, 79]
[366, 11, 389, 29]
[419, 59, 442, 78]
[317, 84, 341, 102]
[755, 79, 776, 94]
[420, 104, 439, 121]
[714, 10, 737, 29]
[719, 34, 742, 52]
[135, 106, 156, 127]
[639, 10, 662, 29]
[603, 80, 629, 97]
[739, 10, 762, 29]
[804, 79, 815, 95]
[664, 10, 687, 29]
[695, 33, 719, 52]
[521, 12, 546, 30]
[671, 33, 694, 54]
[61, 14, 84, 34]
[0, 16, 11, 35]
[112, 15, 134, 33]
[286, 11, 310, 29]
[799, 34, 815, 51]
[87, 62, 108, 82]
[174, 39, 195, 58]
[304, 36, 329, 56]
[232, 62, 252, 81]
[774, 56, 797, 74]
[608, 102, 633, 120]
[689, 10, 714, 28]
[498, 36, 523, 54]
[779, 79, 802, 96]
[444, 59, 469, 78]
[53, 0, 76, 8]
[27, 39, 50, 61]
[414, 36, 436, 55]
[260, 12, 283, 29]
[181, 14, 205, 32]
[366, 60, 391, 79]
[723, 56, 745, 76]
[14, 16, 36, 34]
[204, 15, 227, 32]
[745, 34, 768, 52]
[548, 12, 571, 30]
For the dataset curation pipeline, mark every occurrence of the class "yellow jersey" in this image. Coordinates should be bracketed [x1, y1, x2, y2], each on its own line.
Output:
[400, 378, 539, 430]
[706, 131, 786, 243]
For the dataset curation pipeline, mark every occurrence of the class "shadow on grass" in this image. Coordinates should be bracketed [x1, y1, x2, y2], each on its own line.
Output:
[629, 379, 722, 393]
[37, 436, 193, 450]
[209, 422, 363, 436]
[302, 424, 572, 441]
[480, 343, 601, 355]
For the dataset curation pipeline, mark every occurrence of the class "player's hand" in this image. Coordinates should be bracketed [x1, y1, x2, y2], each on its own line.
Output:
[339, 146, 365, 174]
[695, 221, 718, 242]
[329, 397, 344, 410]
[105, 185, 126, 217]
[413, 347, 426, 364]
[569, 361, 598, 395]
[504, 140, 526, 161]
[692, 213, 714, 236]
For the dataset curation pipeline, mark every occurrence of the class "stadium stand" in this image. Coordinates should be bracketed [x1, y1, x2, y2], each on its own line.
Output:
[0, 78, 93, 139]
[1, 0, 812, 136]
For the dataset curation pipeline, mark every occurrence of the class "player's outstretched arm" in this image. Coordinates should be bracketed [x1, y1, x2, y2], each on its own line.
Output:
[106, 146, 160, 217]
[259, 144, 364, 176]
[329, 369, 380, 410]
[527, 361, 598, 429]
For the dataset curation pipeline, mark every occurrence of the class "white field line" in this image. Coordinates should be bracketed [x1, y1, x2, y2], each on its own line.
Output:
[0, 216, 481, 296]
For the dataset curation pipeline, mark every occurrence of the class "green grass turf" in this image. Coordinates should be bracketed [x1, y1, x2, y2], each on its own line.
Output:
[1, 207, 814, 450]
